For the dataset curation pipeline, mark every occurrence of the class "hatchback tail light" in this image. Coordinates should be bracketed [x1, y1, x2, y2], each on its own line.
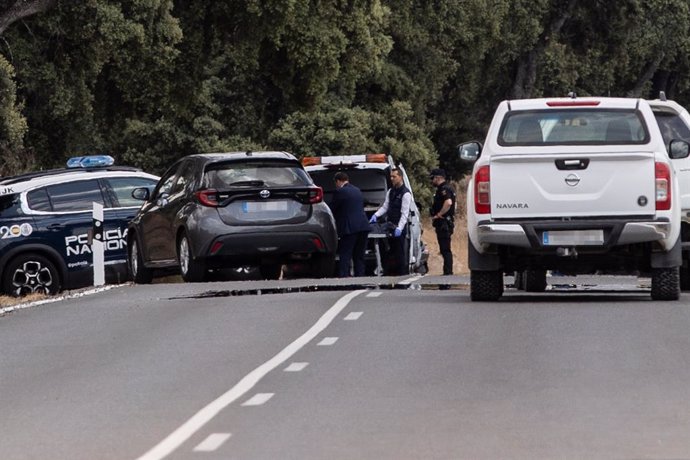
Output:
[655, 162, 671, 211]
[474, 165, 491, 214]
[308, 186, 323, 204]
[196, 189, 219, 207]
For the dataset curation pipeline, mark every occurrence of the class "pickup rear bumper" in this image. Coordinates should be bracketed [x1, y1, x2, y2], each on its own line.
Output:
[475, 219, 672, 249]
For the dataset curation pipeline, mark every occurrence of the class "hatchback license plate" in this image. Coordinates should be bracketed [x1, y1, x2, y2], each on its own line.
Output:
[542, 230, 604, 246]
[242, 201, 288, 212]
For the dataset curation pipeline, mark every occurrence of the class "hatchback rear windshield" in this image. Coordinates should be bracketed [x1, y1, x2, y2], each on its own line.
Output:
[203, 161, 312, 188]
[498, 109, 649, 146]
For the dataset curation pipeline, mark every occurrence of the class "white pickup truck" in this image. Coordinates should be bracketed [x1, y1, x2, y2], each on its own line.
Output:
[460, 97, 690, 301]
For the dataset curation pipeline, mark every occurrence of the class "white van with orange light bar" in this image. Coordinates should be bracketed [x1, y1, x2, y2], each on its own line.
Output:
[459, 96, 689, 301]
[298, 153, 428, 276]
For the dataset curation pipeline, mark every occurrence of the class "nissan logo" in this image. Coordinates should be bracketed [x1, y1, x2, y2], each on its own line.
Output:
[565, 174, 580, 187]
[259, 189, 271, 199]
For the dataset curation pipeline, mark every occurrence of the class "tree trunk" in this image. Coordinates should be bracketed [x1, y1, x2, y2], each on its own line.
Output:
[627, 51, 665, 98]
[0, 0, 58, 36]
[510, 0, 579, 99]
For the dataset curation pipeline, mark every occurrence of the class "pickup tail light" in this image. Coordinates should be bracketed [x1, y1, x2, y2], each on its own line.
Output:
[196, 189, 219, 207]
[655, 162, 671, 211]
[474, 165, 491, 214]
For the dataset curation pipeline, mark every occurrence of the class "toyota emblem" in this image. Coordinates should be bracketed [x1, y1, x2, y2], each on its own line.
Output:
[259, 189, 271, 199]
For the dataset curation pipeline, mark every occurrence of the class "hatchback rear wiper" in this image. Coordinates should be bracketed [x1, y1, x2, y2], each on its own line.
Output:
[228, 180, 265, 187]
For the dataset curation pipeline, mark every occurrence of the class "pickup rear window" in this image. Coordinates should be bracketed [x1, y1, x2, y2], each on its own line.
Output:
[498, 109, 649, 146]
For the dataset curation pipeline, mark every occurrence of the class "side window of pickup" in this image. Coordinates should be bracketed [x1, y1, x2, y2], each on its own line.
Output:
[654, 112, 690, 149]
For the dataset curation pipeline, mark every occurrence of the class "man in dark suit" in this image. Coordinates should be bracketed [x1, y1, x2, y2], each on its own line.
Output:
[328, 171, 370, 277]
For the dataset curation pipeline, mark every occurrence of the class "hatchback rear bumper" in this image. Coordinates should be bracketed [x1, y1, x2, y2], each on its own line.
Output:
[202, 231, 333, 266]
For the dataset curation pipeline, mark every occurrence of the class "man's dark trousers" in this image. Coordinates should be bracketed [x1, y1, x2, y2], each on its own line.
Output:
[388, 227, 408, 275]
[435, 225, 453, 275]
[337, 231, 369, 277]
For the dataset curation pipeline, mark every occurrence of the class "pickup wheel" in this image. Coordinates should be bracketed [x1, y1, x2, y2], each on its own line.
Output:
[651, 267, 680, 301]
[681, 257, 690, 291]
[470, 270, 504, 301]
[523, 269, 547, 292]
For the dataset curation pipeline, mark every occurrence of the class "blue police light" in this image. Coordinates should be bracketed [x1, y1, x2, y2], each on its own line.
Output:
[66, 155, 115, 168]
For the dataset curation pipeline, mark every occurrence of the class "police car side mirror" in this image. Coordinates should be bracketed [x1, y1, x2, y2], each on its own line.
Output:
[131, 187, 150, 201]
[669, 139, 690, 159]
[458, 141, 482, 162]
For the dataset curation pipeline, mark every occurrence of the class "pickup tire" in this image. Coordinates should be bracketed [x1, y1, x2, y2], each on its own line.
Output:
[523, 269, 547, 292]
[470, 270, 503, 301]
[651, 267, 680, 301]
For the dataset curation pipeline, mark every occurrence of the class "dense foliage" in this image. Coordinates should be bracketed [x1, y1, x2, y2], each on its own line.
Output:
[1, 0, 689, 201]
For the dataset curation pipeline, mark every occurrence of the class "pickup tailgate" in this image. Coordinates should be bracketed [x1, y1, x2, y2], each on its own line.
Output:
[490, 152, 656, 219]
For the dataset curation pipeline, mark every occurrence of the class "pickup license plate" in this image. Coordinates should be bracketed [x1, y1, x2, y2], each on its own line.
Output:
[242, 201, 288, 213]
[542, 230, 604, 246]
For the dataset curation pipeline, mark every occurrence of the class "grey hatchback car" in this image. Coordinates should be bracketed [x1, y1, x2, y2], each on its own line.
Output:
[127, 151, 338, 282]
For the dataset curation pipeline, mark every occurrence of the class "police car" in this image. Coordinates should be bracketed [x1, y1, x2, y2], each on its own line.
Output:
[299, 154, 428, 275]
[0, 155, 159, 296]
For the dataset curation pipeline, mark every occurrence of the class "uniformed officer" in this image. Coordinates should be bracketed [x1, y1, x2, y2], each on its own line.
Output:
[369, 168, 412, 275]
[430, 168, 456, 276]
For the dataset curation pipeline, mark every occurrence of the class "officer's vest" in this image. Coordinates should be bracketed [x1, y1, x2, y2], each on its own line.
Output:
[433, 183, 456, 219]
[388, 185, 410, 224]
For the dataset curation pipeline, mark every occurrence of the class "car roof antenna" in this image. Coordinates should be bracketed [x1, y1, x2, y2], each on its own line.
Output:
[659, 91, 667, 101]
[568, 91, 577, 99]
[245, 150, 253, 156]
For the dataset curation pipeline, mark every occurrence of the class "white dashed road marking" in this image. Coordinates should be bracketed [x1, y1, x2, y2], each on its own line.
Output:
[137, 289, 365, 460]
[399, 274, 423, 285]
[366, 291, 382, 298]
[317, 337, 338, 346]
[241, 393, 274, 406]
[344, 312, 363, 320]
[193, 433, 232, 452]
[284, 362, 309, 372]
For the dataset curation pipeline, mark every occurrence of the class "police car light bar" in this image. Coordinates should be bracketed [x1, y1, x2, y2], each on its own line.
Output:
[66, 155, 115, 168]
[301, 154, 387, 166]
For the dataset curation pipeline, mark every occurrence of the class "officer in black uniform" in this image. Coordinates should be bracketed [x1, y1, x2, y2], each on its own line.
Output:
[430, 168, 456, 276]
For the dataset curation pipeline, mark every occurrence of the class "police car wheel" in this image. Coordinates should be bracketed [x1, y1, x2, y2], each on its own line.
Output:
[3, 253, 60, 297]
[178, 233, 206, 282]
[129, 238, 153, 284]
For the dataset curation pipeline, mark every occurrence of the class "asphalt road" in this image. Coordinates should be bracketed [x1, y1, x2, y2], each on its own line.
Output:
[2, 275, 690, 459]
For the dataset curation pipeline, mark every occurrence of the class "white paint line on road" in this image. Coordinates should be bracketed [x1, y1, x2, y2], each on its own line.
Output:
[241, 392, 274, 406]
[366, 291, 382, 298]
[398, 274, 423, 285]
[193, 433, 232, 452]
[317, 337, 338, 346]
[344, 311, 363, 320]
[137, 289, 365, 460]
[284, 362, 309, 372]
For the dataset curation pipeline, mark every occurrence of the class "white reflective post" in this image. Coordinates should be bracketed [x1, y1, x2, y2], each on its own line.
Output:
[92, 202, 105, 286]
